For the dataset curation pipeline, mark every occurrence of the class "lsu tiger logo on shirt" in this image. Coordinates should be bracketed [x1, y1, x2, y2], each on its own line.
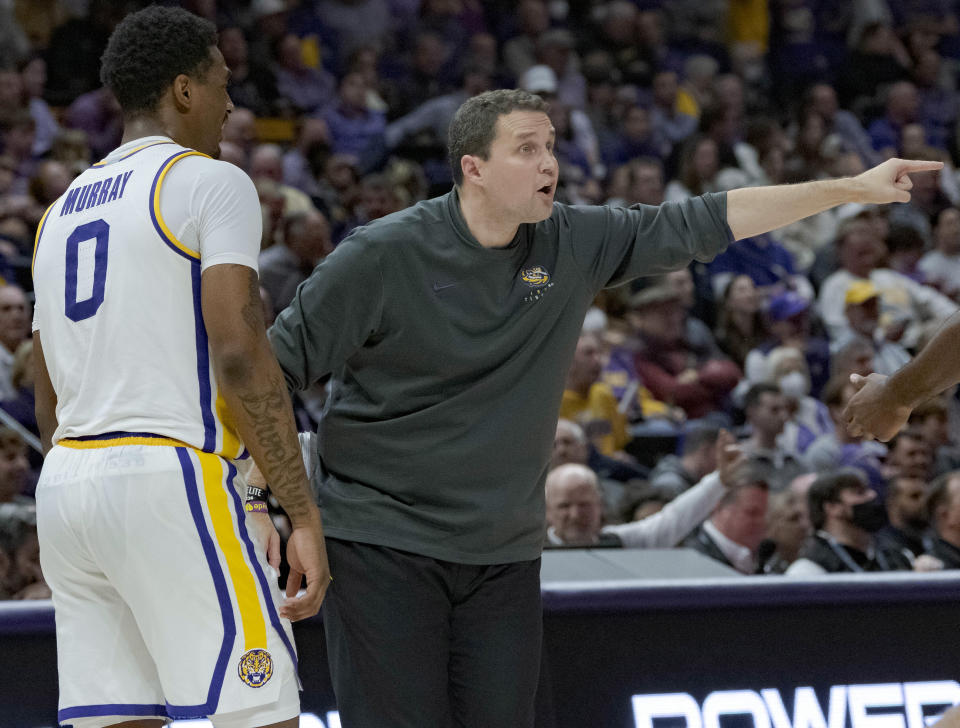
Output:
[521, 266, 550, 287]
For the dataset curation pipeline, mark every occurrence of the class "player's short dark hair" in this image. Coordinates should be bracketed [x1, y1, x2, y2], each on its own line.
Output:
[807, 470, 865, 530]
[925, 471, 960, 524]
[743, 383, 781, 414]
[447, 89, 548, 186]
[100, 6, 218, 115]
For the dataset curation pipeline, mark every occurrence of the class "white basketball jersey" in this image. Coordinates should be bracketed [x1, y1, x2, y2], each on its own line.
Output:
[33, 138, 259, 458]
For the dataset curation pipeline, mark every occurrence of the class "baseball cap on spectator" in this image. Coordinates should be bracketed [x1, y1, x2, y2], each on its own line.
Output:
[520, 65, 558, 95]
[845, 280, 879, 305]
[768, 291, 809, 321]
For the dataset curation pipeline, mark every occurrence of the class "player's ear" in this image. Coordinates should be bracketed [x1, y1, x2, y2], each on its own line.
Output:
[172, 73, 192, 111]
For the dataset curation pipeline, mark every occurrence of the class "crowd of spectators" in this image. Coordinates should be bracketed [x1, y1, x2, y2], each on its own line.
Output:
[6, 0, 960, 595]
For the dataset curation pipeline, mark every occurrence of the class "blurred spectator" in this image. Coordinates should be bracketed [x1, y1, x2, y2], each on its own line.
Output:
[534, 28, 586, 111]
[918, 207, 960, 300]
[838, 21, 911, 112]
[817, 217, 956, 348]
[29, 159, 73, 210]
[0, 339, 37, 441]
[316, 0, 394, 68]
[8, 522, 48, 599]
[552, 419, 646, 488]
[665, 135, 727, 202]
[64, 87, 123, 161]
[647, 424, 720, 498]
[760, 489, 812, 574]
[629, 283, 741, 421]
[545, 438, 735, 548]
[260, 209, 333, 316]
[832, 280, 911, 376]
[650, 69, 698, 153]
[765, 346, 833, 456]
[884, 224, 928, 282]
[599, 103, 666, 171]
[19, 55, 58, 157]
[0, 5, 29, 69]
[805, 82, 882, 168]
[876, 475, 932, 564]
[0, 425, 33, 555]
[220, 25, 279, 116]
[0, 285, 30, 401]
[282, 118, 332, 201]
[715, 274, 766, 370]
[44, 0, 124, 105]
[0, 109, 38, 196]
[910, 398, 960, 478]
[274, 33, 337, 115]
[605, 157, 664, 208]
[250, 143, 315, 223]
[740, 383, 809, 491]
[884, 428, 933, 483]
[787, 470, 913, 575]
[391, 31, 455, 120]
[868, 81, 929, 157]
[502, 0, 550, 80]
[682, 468, 770, 574]
[322, 71, 387, 158]
[221, 107, 258, 158]
[560, 331, 629, 457]
[912, 49, 957, 148]
[744, 290, 831, 398]
[925, 471, 960, 568]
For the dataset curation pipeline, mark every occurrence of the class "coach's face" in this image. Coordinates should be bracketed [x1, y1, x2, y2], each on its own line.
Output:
[480, 110, 558, 225]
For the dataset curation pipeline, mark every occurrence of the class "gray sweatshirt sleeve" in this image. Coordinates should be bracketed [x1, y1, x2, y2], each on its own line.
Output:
[603, 471, 726, 548]
[268, 232, 384, 391]
[565, 192, 733, 291]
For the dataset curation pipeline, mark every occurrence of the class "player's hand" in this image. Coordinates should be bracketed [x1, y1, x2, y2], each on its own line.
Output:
[842, 372, 912, 442]
[716, 429, 746, 489]
[280, 511, 330, 621]
[247, 511, 281, 572]
[853, 158, 943, 205]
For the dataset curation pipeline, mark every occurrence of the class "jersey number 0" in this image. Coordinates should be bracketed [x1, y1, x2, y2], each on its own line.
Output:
[65, 219, 109, 323]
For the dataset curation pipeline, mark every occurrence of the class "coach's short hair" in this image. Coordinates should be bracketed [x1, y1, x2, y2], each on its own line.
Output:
[100, 6, 218, 115]
[447, 89, 548, 186]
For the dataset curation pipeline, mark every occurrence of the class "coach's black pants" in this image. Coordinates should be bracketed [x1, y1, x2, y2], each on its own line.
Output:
[322, 538, 543, 728]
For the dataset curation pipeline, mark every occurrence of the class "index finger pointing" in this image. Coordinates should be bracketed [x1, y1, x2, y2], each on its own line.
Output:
[898, 159, 944, 173]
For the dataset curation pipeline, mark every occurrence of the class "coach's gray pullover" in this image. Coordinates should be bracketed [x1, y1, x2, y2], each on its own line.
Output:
[269, 189, 732, 564]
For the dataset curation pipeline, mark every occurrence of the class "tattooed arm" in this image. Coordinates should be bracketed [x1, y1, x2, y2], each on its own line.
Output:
[202, 263, 329, 620]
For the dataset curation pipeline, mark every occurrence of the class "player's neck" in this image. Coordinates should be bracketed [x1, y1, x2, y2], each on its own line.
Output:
[120, 116, 178, 148]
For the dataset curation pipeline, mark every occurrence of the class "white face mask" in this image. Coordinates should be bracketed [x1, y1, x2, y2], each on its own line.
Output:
[778, 370, 809, 399]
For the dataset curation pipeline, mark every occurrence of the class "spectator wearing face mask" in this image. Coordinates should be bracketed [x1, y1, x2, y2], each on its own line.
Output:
[766, 346, 834, 457]
[786, 471, 914, 575]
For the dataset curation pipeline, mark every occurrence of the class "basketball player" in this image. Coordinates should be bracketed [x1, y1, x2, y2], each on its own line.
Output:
[31, 7, 328, 728]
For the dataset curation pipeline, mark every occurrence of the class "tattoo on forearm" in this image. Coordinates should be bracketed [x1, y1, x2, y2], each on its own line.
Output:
[241, 269, 265, 336]
[237, 377, 314, 522]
